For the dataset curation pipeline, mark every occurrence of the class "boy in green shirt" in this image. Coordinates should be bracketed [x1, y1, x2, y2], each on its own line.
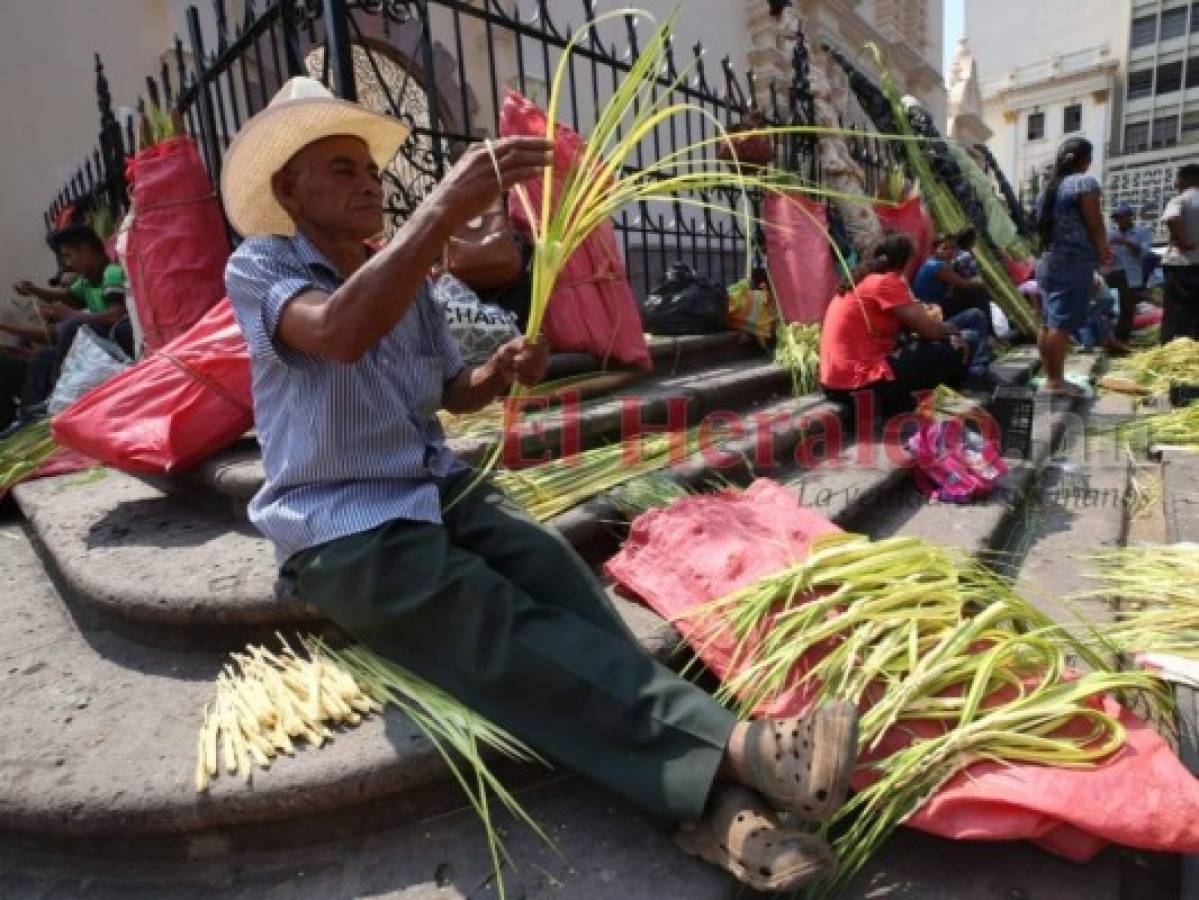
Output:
[0, 225, 129, 434]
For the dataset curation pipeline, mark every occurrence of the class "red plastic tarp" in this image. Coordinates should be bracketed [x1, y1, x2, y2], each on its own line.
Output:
[604, 479, 1199, 861]
[126, 135, 230, 352]
[763, 194, 839, 324]
[875, 198, 933, 280]
[500, 91, 652, 370]
[52, 298, 252, 474]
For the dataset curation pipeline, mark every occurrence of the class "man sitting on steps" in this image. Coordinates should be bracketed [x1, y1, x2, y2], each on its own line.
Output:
[222, 77, 858, 894]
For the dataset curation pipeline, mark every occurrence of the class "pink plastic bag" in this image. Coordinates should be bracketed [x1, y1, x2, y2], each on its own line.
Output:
[763, 194, 839, 324]
[907, 417, 1008, 503]
[500, 91, 651, 370]
[605, 479, 1199, 861]
[875, 198, 933, 280]
[52, 298, 252, 474]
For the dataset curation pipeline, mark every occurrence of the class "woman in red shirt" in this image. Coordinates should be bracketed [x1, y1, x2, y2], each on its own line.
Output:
[820, 233, 969, 418]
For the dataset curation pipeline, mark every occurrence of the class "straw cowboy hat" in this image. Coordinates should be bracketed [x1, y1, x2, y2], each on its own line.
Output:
[221, 76, 410, 237]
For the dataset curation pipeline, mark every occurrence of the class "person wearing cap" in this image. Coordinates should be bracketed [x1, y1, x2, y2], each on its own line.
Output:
[221, 77, 858, 893]
[1103, 204, 1150, 347]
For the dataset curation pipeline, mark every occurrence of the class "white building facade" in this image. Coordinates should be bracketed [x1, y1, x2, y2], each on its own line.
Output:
[966, 0, 1126, 214]
[1107, 0, 1199, 236]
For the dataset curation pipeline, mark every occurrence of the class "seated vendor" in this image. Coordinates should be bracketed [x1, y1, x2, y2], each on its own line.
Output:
[222, 77, 858, 895]
[1, 225, 129, 436]
[821, 232, 991, 421]
[913, 231, 992, 328]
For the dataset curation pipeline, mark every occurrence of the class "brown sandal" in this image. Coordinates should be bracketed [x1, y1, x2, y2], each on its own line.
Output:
[744, 699, 858, 821]
[675, 785, 836, 893]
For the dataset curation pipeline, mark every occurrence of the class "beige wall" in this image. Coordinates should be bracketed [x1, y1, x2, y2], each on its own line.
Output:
[0, 0, 229, 336]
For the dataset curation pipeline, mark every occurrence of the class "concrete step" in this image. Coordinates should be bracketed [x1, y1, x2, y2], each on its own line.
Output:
[0, 770, 1125, 900]
[858, 355, 1102, 554]
[145, 356, 789, 518]
[551, 331, 765, 381]
[1004, 391, 1182, 899]
[14, 393, 842, 643]
[0, 516, 664, 848]
[14, 350, 1045, 646]
[1156, 445, 1199, 900]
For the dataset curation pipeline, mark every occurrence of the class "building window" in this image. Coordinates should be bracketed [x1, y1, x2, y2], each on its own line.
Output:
[1129, 68, 1154, 100]
[1183, 110, 1199, 142]
[1125, 122, 1150, 153]
[1192, 2, 1199, 33]
[1158, 61, 1184, 95]
[1132, 14, 1158, 48]
[1188, 57, 1199, 88]
[1164, 6, 1190, 40]
[1154, 115, 1180, 147]
[1063, 104, 1083, 133]
[1027, 111, 1045, 141]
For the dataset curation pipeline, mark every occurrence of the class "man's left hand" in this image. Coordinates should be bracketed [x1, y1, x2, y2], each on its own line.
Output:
[494, 336, 550, 388]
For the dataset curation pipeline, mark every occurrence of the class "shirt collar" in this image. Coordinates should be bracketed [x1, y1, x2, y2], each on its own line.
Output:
[290, 231, 343, 283]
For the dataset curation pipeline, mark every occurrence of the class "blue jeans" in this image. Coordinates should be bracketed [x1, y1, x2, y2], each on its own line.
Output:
[948, 308, 990, 377]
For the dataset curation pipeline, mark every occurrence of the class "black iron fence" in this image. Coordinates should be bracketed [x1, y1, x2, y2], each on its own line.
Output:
[47, 0, 897, 295]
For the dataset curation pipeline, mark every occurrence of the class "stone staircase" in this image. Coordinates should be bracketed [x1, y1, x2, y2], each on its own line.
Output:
[0, 335, 1171, 899]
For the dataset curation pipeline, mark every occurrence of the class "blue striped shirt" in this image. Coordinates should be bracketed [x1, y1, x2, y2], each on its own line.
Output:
[226, 232, 467, 564]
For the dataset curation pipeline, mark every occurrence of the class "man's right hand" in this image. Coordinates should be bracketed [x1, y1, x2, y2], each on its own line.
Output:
[430, 137, 555, 232]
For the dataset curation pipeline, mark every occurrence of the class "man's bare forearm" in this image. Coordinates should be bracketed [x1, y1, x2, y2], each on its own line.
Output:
[318, 203, 455, 362]
[443, 360, 510, 414]
[30, 285, 72, 304]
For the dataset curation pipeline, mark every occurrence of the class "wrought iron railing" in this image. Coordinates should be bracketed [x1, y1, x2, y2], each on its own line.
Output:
[46, 0, 896, 294]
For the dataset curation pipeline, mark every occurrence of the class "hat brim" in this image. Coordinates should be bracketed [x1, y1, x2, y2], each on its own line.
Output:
[220, 97, 411, 237]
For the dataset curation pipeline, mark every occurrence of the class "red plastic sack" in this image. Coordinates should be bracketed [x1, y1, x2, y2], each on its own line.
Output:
[1134, 306, 1164, 330]
[52, 298, 252, 474]
[763, 194, 839, 324]
[500, 91, 651, 370]
[605, 480, 1199, 861]
[875, 198, 933, 280]
[126, 135, 230, 352]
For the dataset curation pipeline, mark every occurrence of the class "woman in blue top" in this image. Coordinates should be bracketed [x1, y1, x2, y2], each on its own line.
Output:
[1034, 137, 1113, 396]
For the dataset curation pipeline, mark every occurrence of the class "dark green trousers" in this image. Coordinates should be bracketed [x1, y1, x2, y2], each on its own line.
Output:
[285, 472, 736, 822]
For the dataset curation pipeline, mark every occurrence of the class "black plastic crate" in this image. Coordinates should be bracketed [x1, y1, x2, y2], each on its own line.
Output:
[1169, 383, 1199, 407]
[989, 384, 1035, 460]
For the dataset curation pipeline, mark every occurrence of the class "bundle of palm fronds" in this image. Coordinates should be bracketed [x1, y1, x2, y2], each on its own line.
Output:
[1098, 401, 1199, 451]
[139, 101, 179, 149]
[1078, 544, 1199, 662]
[607, 470, 693, 518]
[775, 323, 821, 397]
[495, 429, 697, 522]
[683, 532, 1165, 898]
[0, 419, 57, 492]
[196, 634, 550, 898]
[86, 202, 116, 242]
[1101, 338, 1199, 396]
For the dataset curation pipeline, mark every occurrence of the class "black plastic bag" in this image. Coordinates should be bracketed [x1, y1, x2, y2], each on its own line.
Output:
[641, 263, 731, 336]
